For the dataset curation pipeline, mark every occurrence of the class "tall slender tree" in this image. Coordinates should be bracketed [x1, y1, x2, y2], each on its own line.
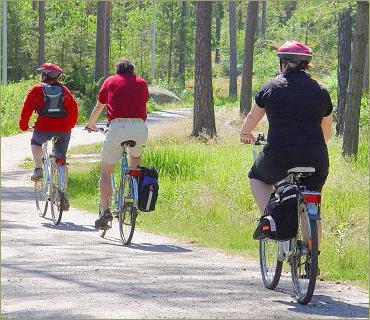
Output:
[363, 42, 368, 90]
[239, 1, 259, 114]
[336, 8, 352, 136]
[214, 2, 223, 64]
[261, 0, 266, 38]
[38, 1, 46, 66]
[178, 1, 187, 89]
[95, 1, 111, 81]
[192, 1, 216, 138]
[229, 0, 238, 98]
[342, 1, 369, 157]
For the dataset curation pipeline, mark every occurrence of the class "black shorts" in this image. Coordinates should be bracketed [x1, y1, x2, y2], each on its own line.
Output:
[248, 144, 329, 192]
[31, 130, 71, 159]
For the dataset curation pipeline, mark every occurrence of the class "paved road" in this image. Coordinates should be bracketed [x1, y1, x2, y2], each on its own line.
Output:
[1, 110, 368, 319]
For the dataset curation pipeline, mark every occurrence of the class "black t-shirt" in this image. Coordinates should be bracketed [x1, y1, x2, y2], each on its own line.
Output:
[255, 70, 333, 147]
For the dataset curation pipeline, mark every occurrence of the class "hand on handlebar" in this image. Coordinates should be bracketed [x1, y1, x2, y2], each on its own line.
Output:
[240, 132, 256, 144]
[84, 124, 98, 133]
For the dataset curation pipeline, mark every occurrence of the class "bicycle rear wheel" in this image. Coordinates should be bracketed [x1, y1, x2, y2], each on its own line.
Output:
[291, 204, 319, 305]
[50, 163, 63, 225]
[259, 239, 283, 289]
[119, 175, 137, 245]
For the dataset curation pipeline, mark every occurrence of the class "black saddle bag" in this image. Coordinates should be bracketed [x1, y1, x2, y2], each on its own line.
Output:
[138, 167, 159, 212]
[253, 182, 299, 241]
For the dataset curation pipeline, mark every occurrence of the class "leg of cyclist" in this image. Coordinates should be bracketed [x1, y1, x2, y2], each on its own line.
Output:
[249, 178, 273, 214]
[31, 144, 44, 180]
[30, 131, 50, 181]
[54, 132, 71, 211]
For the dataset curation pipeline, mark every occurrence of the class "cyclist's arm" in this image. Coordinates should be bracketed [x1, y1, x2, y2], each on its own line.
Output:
[321, 114, 333, 143]
[86, 101, 106, 130]
[19, 86, 38, 131]
[240, 104, 266, 136]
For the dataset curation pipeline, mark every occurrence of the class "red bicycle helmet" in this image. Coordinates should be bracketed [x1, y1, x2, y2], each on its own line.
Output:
[276, 40, 313, 63]
[37, 63, 64, 79]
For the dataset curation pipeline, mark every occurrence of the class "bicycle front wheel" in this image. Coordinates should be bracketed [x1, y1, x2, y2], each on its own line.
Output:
[291, 204, 319, 305]
[35, 179, 48, 217]
[259, 239, 283, 289]
[119, 175, 137, 245]
[50, 163, 63, 225]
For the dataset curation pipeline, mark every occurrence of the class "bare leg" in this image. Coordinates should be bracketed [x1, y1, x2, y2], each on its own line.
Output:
[130, 156, 141, 168]
[100, 163, 115, 212]
[31, 145, 43, 168]
[249, 178, 273, 214]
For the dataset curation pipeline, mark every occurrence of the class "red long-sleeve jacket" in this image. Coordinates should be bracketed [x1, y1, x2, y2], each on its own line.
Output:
[19, 81, 78, 132]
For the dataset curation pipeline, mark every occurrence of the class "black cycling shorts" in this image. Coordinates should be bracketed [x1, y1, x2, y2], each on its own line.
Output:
[248, 144, 329, 192]
[31, 130, 71, 159]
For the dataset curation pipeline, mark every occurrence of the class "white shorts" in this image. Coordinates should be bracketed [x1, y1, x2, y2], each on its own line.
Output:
[102, 118, 148, 164]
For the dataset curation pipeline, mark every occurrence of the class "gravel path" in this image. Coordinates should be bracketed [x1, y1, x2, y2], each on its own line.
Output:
[1, 110, 368, 319]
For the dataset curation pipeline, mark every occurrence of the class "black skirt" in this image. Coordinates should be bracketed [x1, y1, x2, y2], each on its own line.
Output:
[248, 144, 329, 192]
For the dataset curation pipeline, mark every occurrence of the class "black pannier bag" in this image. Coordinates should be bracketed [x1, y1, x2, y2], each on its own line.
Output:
[138, 167, 159, 212]
[38, 83, 68, 118]
[253, 182, 299, 241]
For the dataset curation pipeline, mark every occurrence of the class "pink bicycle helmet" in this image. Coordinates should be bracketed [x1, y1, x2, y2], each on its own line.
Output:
[37, 63, 64, 79]
[276, 40, 313, 63]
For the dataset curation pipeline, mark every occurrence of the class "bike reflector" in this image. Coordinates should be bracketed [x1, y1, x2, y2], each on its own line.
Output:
[129, 169, 141, 177]
[303, 194, 321, 203]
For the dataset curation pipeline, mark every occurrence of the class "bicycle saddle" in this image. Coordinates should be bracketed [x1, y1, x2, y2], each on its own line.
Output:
[121, 140, 136, 147]
[287, 167, 315, 174]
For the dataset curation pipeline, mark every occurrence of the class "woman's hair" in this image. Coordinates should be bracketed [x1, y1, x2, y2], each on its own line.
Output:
[115, 59, 135, 75]
[280, 58, 309, 72]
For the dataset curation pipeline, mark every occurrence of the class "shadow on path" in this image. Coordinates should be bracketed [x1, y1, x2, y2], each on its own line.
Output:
[275, 295, 369, 318]
[41, 220, 95, 232]
[128, 242, 192, 253]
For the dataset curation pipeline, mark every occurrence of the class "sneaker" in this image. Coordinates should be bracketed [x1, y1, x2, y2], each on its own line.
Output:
[31, 168, 43, 181]
[95, 209, 113, 229]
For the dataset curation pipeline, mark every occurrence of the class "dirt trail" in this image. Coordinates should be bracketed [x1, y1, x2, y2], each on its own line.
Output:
[1, 110, 368, 319]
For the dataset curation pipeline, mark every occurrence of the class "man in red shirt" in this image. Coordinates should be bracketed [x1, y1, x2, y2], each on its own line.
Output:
[86, 59, 149, 229]
[19, 63, 78, 210]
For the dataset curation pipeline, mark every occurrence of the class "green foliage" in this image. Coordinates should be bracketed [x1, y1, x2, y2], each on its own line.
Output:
[0, 79, 38, 136]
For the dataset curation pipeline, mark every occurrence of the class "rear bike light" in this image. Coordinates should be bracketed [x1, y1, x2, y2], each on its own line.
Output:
[128, 169, 141, 177]
[303, 194, 321, 203]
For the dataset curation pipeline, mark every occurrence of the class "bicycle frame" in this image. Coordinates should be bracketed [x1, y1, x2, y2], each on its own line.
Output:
[111, 146, 139, 212]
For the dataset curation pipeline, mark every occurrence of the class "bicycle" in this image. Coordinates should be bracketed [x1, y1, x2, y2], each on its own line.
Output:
[252, 134, 321, 305]
[91, 127, 140, 245]
[34, 136, 68, 225]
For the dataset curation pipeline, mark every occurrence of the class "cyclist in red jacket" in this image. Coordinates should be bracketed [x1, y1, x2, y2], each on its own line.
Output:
[19, 63, 78, 210]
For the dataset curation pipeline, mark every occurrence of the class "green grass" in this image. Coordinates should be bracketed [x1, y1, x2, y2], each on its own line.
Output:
[67, 116, 369, 288]
[1, 79, 38, 136]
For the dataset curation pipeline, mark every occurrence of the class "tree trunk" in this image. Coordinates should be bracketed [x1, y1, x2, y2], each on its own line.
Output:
[167, 3, 174, 85]
[38, 1, 45, 66]
[192, 1, 216, 138]
[178, 1, 187, 89]
[215, 2, 223, 64]
[238, 1, 243, 30]
[336, 9, 352, 136]
[229, 1, 238, 98]
[363, 42, 368, 90]
[95, 1, 111, 81]
[261, 0, 266, 38]
[104, 1, 111, 77]
[240, 1, 259, 114]
[342, 1, 369, 158]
